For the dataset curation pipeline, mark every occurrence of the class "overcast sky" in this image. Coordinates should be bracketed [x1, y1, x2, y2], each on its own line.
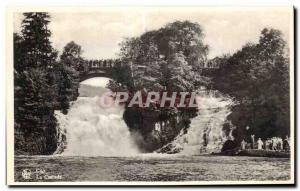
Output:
[13, 7, 292, 59]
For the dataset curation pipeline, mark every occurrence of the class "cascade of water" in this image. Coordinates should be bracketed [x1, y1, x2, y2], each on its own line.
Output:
[55, 78, 139, 156]
[55, 78, 232, 156]
[165, 90, 233, 154]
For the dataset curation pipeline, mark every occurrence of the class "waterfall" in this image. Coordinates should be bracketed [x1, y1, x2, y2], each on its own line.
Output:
[162, 90, 234, 154]
[55, 77, 139, 156]
[54, 78, 233, 156]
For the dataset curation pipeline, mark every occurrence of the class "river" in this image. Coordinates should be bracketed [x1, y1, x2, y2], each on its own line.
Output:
[15, 155, 290, 182]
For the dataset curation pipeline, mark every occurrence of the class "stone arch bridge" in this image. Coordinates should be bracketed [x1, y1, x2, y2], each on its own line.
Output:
[79, 59, 219, 82]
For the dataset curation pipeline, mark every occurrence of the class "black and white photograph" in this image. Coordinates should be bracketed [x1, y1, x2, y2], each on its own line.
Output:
[6, 6, 294, 185]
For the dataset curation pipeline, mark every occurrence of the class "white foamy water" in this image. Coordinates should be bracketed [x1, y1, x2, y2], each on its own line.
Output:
[167, 90, 233, 154]
[81, 77, 110, 87]
[55, 77, 232, 156]
[55, 77, 139, 156]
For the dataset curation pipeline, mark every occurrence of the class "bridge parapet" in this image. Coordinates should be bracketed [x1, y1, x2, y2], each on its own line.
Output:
[79, 59, 120, 81]
[86, 59, 120, 70]
[79, 58, 220, 81]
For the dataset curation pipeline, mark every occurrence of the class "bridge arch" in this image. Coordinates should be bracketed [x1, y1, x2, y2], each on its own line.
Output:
[80, 72, 112, 82]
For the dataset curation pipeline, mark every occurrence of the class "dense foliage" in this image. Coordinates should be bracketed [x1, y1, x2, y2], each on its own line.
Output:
[14, 13, 81, 154]
[56, 41, 83, 114]
[108, 21, 209, 151]
[212, 28, 290, 143]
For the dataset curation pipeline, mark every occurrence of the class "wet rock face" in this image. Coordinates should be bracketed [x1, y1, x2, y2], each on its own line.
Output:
[221, 140, 238, 152]
[123, 107, 191, 152]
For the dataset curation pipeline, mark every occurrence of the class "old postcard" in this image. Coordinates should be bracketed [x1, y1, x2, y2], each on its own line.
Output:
[6, 7, 294, 185]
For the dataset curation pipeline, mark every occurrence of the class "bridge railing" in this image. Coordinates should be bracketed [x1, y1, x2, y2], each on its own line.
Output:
[85, 59, 119, 70]
[81, 59, 220, 76]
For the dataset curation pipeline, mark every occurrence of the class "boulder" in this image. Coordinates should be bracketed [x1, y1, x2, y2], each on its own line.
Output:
[221, 140, 238, 152]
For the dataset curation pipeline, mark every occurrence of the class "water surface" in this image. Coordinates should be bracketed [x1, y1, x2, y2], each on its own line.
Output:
[15, 155, 290, 182]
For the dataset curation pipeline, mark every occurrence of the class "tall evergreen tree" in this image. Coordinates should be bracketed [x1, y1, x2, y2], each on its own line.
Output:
[14, 12, 58, 154]
[21, 12, 57, 68]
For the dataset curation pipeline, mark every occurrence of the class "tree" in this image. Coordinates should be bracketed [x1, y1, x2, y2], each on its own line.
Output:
[13, 33, 24, 72]
[60, 41, 84, 71]
[116, 20, 209, 92]
[163, 52, 195, 91]
[212, 28, 290, 142]
[16, 69, 58, 154]
[56, 41, 82, 114]
[14, 12, 58, 154]
[20, 12, 57, 68]
[155, 21, 209, 69]
[109, 21, 209, 151]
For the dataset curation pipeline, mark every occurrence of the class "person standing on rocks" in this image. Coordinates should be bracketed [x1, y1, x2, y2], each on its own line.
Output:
[251, 135, 255, 149]
[257, 138, 263, 150]
[241, 139, 246, 150]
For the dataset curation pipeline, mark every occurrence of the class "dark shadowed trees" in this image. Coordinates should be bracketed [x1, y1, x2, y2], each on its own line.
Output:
[14, 12, 59, 154]
[55, 41, 82, 114]
[212, 28, 290, 142]
[20, 12, 57, 69]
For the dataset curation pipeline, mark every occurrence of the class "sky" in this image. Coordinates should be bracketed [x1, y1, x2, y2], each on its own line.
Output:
[13, 7, 292, 59]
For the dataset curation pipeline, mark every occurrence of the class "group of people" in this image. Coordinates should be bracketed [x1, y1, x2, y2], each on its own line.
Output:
[241, 135, 290, 151]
